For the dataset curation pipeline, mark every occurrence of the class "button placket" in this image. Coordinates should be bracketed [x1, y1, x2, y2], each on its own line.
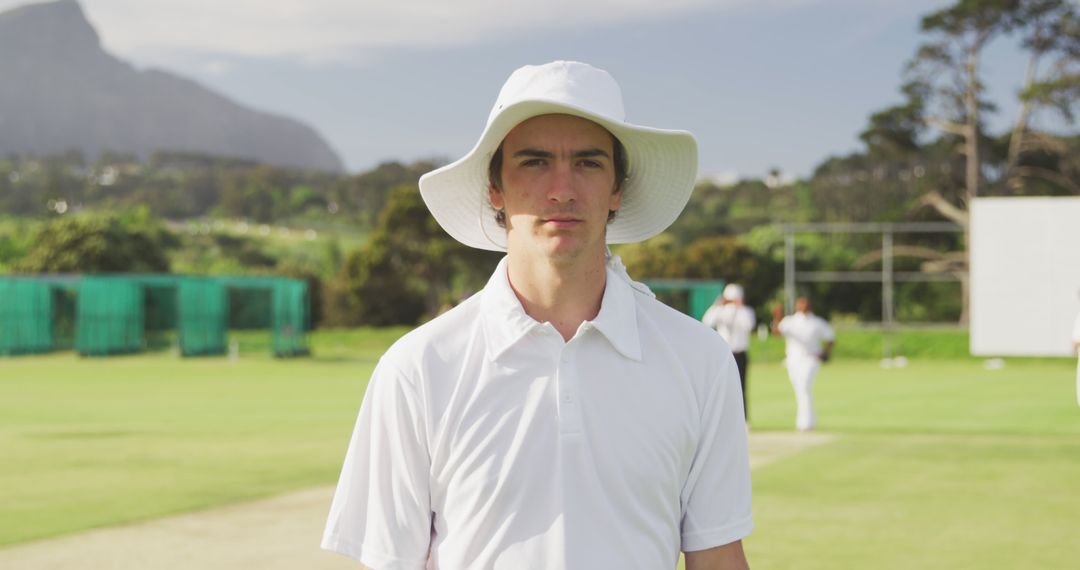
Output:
[556, 339, 582, 435]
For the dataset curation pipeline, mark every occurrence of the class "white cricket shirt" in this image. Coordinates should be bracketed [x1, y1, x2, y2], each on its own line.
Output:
[701, 304, 756, 352]
[322, 258, 753, 569]
[777, 312, 835, 361]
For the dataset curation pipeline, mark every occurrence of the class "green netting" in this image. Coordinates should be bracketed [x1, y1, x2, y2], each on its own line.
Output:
[229, 286, 272, 329]
[3, 274, 309, 358]
[142, 284, 176, 350]
[0, 278, 55, 355]
[76, 277, 145, 356]
[689, 283, 727, 321]
[178, 278, 227, 356]
[272, 279, 309, 357]
[145, 285, 177, 331]
[645, 279, 726, 320]
[52, 287, 78, 350]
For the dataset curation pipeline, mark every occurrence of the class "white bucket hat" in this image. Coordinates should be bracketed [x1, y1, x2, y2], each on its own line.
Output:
[418, 60, 699, 252]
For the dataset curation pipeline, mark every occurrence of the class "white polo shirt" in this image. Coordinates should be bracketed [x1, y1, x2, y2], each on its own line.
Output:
[702, 304, 756, 353]
[322, 258, 753, 569]
[777, 312, 835, 361]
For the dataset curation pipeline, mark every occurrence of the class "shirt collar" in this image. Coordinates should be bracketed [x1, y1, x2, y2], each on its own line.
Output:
[480, 257, 542, 361]
[480, 257, 643, 362]
[589, 262, 643, 361]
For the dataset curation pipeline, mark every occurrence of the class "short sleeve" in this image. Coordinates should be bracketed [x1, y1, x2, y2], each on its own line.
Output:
[322, 360, 432, 570]
[679, 350, 754, 551]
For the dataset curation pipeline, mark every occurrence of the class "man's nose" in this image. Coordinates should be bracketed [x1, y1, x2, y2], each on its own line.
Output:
[547, 160, 575, 202]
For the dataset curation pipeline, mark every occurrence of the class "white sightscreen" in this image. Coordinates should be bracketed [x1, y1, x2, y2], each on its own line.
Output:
[970, 197, 1080, 356]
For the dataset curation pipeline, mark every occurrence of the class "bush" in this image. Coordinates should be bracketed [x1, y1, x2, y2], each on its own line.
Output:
[17, 210, 175, 273]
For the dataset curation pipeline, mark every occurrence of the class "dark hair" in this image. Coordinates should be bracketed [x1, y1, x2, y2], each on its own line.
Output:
[488, 133, 628, 228]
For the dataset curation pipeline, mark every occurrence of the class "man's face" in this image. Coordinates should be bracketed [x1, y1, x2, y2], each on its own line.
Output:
[796, 297, 811, 313]
[489, 114, 622, 263]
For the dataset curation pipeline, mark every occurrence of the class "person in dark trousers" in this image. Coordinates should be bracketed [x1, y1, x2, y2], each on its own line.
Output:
[703, 283, 755, 423]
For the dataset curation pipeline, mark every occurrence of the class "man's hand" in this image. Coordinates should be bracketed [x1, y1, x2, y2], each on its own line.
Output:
[819, 340, 835, 363]
[770, 304, 783, 336]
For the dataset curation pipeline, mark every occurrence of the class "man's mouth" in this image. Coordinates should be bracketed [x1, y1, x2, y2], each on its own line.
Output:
[542, 216, 582, 227]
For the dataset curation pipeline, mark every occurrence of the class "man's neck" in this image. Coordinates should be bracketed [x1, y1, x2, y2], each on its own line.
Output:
[505, 249, 608, 342]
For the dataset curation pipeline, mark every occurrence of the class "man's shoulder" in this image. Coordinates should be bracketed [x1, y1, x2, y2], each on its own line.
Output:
[631, 291, 740, 400]
[634, 290, 728, 350]
[381, 293, 484, 369]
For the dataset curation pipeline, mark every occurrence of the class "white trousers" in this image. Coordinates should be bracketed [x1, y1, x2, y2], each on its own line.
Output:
[786, 357, 821, 431]
[1076, 356, 1079, 407]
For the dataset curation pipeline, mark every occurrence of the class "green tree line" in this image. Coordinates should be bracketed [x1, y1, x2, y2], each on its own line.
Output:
[0, 150, 435, 227]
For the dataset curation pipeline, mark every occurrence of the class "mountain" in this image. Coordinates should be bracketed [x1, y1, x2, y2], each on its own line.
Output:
[0, 0, 344, 172]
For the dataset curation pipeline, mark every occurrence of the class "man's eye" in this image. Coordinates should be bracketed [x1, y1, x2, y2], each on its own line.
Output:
[521, 159, 546, 167]
[579, 159, 603, 168]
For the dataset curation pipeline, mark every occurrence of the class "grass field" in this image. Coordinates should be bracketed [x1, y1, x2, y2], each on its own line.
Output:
[0, 328, 409, 547]
[746, 358, 1080, 569]
[2, 328, 1079, 568]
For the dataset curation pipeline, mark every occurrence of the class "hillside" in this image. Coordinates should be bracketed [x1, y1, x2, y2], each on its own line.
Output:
[0, 0, 343, 172]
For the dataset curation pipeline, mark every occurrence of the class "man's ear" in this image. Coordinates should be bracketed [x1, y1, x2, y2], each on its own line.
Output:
[608, 184, 623, 212]
[488, 184, 504, 210]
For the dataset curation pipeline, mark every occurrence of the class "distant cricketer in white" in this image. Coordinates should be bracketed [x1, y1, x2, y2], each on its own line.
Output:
[772, 296, 835, 432]
[322, 61, 753, 570]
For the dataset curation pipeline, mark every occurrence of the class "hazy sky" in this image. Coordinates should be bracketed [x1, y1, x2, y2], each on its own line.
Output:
[3, 0, 1041, 180]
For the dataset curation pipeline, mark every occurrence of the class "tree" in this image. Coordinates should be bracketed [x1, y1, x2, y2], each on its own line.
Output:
[872, 0, 1080, 323]
[332, 161, 440, 229]
[330, 184, 500, 326]
[18, 211, 174, 273]
[907, 1, 1021, 214]
[1005, 0, 1080, 193]
[618, 234, 782, 321]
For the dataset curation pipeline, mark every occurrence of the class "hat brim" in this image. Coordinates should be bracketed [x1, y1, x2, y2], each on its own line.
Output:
[419, 99, 698, 252]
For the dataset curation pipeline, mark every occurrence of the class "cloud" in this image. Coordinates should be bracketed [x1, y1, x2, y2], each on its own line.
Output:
[0, 0, 808, 63]
[2, 0, 916, 64]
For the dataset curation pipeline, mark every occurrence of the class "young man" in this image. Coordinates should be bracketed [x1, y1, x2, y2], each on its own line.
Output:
[702, 283, 756, 422]
[323, 61, 752, 569]
[772, 297, 835, 432]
